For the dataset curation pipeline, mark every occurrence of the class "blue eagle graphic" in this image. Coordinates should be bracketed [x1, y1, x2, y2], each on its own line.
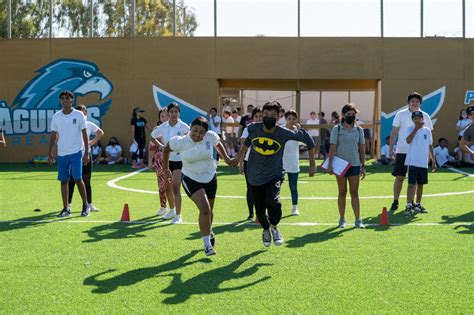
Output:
[381, 86, 446, 142]
[153, 85, 207, 125]
[6, 59, 112, 120]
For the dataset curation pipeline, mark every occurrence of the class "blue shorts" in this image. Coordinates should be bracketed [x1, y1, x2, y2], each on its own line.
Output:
[344, 166, 361, 177]
[57, 151, 83, 182]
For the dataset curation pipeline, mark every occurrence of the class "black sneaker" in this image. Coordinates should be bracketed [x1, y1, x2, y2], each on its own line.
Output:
[414, 204, 428, 213]
[403, 204, 414, 217]
[204, 244, 216, 256]
[262, 229, 271, 248]
[81, 204, 91, 217]
[270, 227, 284, 246]
[210, 231, 215, 247]
[389, 200, 399, 211]
[57, 208, 71, 218]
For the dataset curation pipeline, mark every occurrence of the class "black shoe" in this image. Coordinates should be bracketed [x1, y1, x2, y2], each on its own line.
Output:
[81, 204, 91, 217]
[210, 231, 215, 247]
[57, 208, 71, 218]
[389, 200, 399, 211]
[262, 229, 271, 248]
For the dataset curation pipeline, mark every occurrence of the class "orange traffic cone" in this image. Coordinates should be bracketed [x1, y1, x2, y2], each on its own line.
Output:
[121, 203, 130, 222]
[380, 207, 389, 226]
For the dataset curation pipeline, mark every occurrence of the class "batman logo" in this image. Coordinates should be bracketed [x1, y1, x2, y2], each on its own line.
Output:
[251, 137, 281, 156]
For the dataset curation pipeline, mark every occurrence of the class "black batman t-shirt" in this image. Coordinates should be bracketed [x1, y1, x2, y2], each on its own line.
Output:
[244, 123, 315, 186]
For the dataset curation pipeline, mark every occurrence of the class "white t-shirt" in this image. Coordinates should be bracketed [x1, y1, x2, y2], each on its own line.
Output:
[209, 115, 221, 135]
[433, 146, 450, 167]
[106, 144, 122, 157]
[278, 116, 286, 126]
[241, 127, 251, 161]
[168, 131, 220, 183]
[91, 145, 102, 156]
[457, 118, 471, 137]
[151, 120, 190, 161]
[306, 118, 320, 137]
[404, 126, 433, 168]
[50, 109, 87, 156]
[222, 116, 234, 134]
[232, 116, 241, 135]
[393, 108, 433, 154]
[85, 121, 99, 149]
[283, 140, 300, 173]
[465, 145, 474, 163]
[380, 144, 391, 158]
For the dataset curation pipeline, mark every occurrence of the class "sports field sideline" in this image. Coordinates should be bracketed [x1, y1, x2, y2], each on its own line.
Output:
[0, 162, 472, 313]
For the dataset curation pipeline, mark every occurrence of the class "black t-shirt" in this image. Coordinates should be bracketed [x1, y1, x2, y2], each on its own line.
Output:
[131, 117, 147, 141]
[239, 115, 252, 128]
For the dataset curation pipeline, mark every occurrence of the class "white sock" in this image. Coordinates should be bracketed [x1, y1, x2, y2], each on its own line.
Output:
[169, 208, 175, 214]
[203, 235, 211, 247]
[292, 205, 298, 210]
[175, 214, 181, 220]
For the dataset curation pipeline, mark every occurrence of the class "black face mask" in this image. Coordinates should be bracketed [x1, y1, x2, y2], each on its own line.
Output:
[345, 115, 356, 125]
[263, 117, 277, 129]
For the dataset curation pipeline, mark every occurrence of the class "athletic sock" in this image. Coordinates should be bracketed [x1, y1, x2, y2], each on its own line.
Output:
[203, 235, 211, 247]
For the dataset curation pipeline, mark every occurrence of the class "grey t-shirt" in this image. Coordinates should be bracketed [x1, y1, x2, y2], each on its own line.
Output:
[330, 124, 365, 167]
[244, 123, 315, 186]
[462, 124, 474, 142]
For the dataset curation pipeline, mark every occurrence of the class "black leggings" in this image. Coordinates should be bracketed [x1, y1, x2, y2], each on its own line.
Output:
[69, 169, 92, 204]
[243, 161, 254, 217]
[250, 177, 284, 230]
[133, 138, 146, 160]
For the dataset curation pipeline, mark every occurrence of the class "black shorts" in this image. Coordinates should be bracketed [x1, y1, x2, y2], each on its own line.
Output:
[182, 175, 217, 199]
[344, 166, 361, 177]
[169, 161, 183, 172]
[407, 166, 428, 185]
[391, 154, 408, 177]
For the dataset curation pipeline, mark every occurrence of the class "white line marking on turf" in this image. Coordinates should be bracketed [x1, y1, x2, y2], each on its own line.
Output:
[107, 168, 474, 200]
[447, 167, 474, 177]
[0, 219, 471, 227]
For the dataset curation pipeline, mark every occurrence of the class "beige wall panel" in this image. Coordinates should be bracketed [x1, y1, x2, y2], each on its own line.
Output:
[51, 38, 135, 79]
[383, 39, 464, 80]
[134, 38, 216, 79]
[463, 41, 474, 81]
[215, 38, 299, 78]
[300, 38, 383, 79]
[0, 40, 51, 80]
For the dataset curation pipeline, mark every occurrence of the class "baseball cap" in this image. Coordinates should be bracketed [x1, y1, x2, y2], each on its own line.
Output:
[411, 111, 423, 118]
[466, 105, 474, 115]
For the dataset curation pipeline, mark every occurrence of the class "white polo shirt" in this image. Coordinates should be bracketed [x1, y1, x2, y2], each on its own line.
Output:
[106, 144, 122, 157]
[209, 115, 221, 135]
[433, 146, 449, 167]
[50, 109, 87, 156]
[404, 126, 433, 168]
[168, 131, 220, 183]
[393, 108, 433, 154]
[283, 140, 300, 173]
[151, 120, 190, 161]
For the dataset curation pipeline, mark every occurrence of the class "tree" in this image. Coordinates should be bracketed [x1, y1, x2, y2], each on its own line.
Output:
[0, 0, 197, 38]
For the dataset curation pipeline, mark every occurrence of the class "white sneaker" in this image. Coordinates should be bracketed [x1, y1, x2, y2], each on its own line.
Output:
[89, 204, 100, 212]
[163, 209, 176, 220]
[156, 207, 167, 216]
[291, 207, 300, 216]
[171, 215, 182, 224]
[204, 244, 216, 256]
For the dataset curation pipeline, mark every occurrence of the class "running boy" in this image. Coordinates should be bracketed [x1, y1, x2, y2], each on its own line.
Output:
[404, 111, 436, 216]
[233, 101, 316, 247]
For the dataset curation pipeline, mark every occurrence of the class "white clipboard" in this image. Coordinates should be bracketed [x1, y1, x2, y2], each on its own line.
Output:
[320, 156, 351, 176]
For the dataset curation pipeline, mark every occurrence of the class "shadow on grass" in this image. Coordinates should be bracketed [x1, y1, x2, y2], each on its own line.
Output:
[159, 250, 271, 304]
[441, 211, 474, 235]
[83, 216, 169, 243]
[0, 212, 71, 233]
[185, 220, 260, 241]
[83, 250, 211, 294]
[286, 226, 354, 248]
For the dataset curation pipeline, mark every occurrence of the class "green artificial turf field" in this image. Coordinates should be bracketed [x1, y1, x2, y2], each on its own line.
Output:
[0, 162, 472, 313]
